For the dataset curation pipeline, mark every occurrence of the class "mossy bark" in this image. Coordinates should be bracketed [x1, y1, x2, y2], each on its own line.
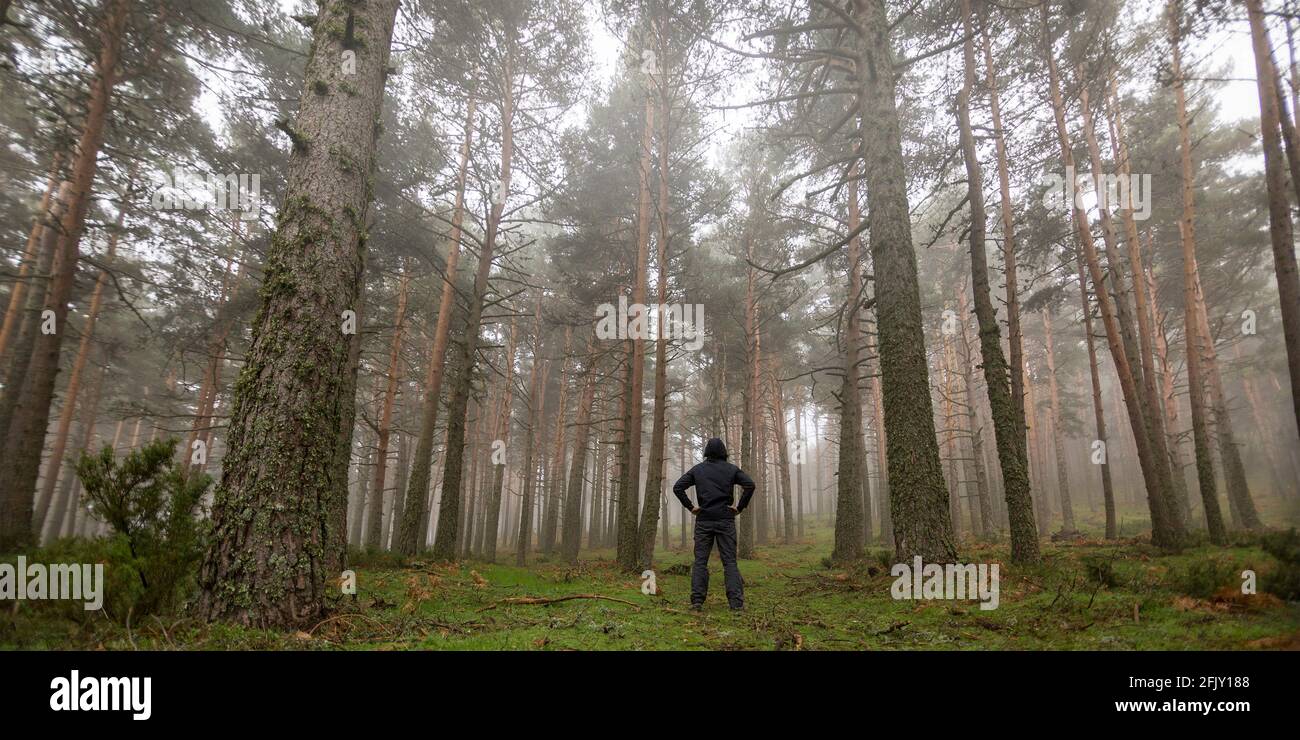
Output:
[959, 0, 1037, 561]
[858, 0, 956, 563]
[195, 0, 399, 627]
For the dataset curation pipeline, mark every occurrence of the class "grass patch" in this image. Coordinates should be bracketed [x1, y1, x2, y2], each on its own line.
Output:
[3, 520, 1298, 650]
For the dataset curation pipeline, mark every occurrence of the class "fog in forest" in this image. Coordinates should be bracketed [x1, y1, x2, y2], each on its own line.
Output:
[0, 0, 1298, 659]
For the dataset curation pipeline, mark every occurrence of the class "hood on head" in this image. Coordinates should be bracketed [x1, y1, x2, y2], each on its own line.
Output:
[704, 437, 728, 460]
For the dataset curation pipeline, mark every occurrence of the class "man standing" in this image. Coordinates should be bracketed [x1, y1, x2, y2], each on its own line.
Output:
[672, 438, 756, 611]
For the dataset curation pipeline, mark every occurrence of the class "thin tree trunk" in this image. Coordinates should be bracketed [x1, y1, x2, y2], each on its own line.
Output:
[831, 160, 864, 563]
[365, 267, 410, 550]
[0, 152, 62, 376]
[51, 362, 106, 541]
[1076, 253, 1118, 538]
[396, 96, 476, 555]
[0, 0, 128, 551]
[483, 315, 519, 561]
[542, 328, 573, 554]
[960, 0, 1037, 561]
[1149, 271, 1192, 520]
[794, 399, 805, 538]
[515, 345, 548, 565]
[33, 199, 124, 534]
[432, 50, 518, 561]
[637, 10, 673, 568]
[0, 185, 68, 452]
[769, 361, 795, 545]
[1041, 3, 1182, 548]
[1193, 276, 1262, 529]
[563, 342, 598, 564]
[980, 11, 1026, 440]
[616, 67, 654, 573]
[955, 290, 993, 539]
[1042, 310, 1076, 532]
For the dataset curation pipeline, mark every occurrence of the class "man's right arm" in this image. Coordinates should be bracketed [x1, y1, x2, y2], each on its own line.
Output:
[733, 467, 756, 512]
[672, 467, 696, 511]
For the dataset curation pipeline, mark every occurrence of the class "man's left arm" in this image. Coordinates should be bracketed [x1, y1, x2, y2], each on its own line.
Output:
[672, 468, 697, 511]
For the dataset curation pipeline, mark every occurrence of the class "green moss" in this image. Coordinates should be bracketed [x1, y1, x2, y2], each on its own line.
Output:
[274, 118, 311, 154]
[5, 521, 1298, 650]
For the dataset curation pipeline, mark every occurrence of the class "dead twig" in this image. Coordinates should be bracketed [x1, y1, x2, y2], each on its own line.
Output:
[478, 594, 642, 612]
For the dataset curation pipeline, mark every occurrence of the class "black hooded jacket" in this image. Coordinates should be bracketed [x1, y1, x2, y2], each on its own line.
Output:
[672, 438, 756, 521]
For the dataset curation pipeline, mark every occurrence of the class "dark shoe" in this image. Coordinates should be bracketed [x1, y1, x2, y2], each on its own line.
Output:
[729, 604, 744, 612]
[690, 603, 703, 611]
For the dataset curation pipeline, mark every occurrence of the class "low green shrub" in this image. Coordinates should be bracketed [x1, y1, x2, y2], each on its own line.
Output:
[75, 438, 211, 616]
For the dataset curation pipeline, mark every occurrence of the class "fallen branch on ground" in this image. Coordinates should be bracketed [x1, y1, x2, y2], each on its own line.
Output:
[478, 594, 642, 612]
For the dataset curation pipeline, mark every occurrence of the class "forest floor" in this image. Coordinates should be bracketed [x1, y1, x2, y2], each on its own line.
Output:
[5, 514, 1300, 650]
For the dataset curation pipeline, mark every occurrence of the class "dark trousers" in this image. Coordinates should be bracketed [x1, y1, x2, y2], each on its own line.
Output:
[691, 518, 744, 608]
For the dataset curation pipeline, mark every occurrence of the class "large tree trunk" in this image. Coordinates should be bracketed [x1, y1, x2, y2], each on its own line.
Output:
[396, 97, 475, 555]
[0, 0, 127, 551]
[858, 0, 955, 563]
[1041, 3, 1182, 549]
[958, 0, 1037, 561]
[195, 0, 399, 627]
[1245, 0, 1300, 444]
